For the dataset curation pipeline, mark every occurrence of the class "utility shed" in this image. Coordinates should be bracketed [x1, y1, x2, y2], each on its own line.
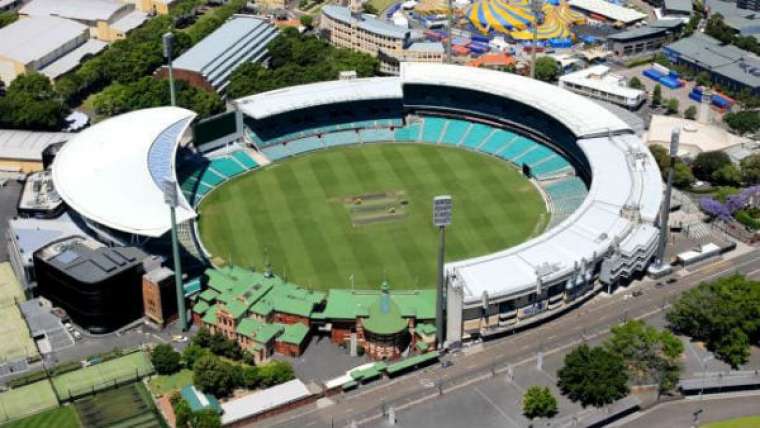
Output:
[156, 15, 278, 93]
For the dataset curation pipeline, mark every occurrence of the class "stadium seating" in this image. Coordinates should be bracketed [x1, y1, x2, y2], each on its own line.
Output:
[461, 123, 493, 148]
[286, 137, 323, 156]
[209, 157, 246, 178]
[360, 128, 396, 143]
[323, 130, 360, 147]
[542, 176, 588, 228]
[480, 134, 512, 155]
[439, 119, 470, 145]
[530, 156, 572, 179]
[421, 117, 446, 143]
[514, 145, 555, 166]
[232, 151, 258, 169]
[262, 144, 292, 161]
[497, 137, 536, 162]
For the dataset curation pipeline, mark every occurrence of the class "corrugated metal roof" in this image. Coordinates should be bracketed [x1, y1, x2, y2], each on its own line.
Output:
[20, 0, 130, 22]
[407, 41, 444, 52]
[221, 379, 312, 425]
[0, 15, 88, 64]
[607, 25, 669, 41]
[110, 9, 147, 33]
[665, 33, 760, 88]
[569, 0, 647, 23]
[663, 0, 692, 13]
[0, 129, 71, 161]
[40, 39, 108, 79]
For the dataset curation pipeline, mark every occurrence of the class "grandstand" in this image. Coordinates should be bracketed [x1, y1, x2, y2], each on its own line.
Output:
[233, 63, 663, 344]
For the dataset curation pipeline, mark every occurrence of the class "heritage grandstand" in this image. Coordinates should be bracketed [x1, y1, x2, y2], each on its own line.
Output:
[39, 63, 662, 344]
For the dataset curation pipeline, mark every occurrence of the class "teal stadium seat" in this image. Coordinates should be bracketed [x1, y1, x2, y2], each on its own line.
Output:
[262, 145, 291, 160]
[360, 128, 395, 143]
[287, 137, 323, 155]
[323, 130, 359, 147]
[498, 138, 536, 162]
[210, 157, 246, 178]
[461, 123, 493, 148]
[231, 151, 258, 169]
[514, 145, 554, 165]
[421, 118, 446, 143]
[439, 120, 470, 145]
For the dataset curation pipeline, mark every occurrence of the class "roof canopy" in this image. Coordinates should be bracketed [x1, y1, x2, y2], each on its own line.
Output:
[52, 107, 197, 237]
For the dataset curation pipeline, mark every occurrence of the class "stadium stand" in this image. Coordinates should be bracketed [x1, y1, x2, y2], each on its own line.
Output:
[439, 119, 470, 145]
[541, 176, 588, 227]
[177, 149, 259, 205]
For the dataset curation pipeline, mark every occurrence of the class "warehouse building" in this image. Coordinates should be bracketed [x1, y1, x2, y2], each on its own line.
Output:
[606, 20, 681, 57]
[662, 0, 693, 16]
[20, 0, 147, 42]
[155, 15, 278, 93]
[0, 16, 95, 83]
[0, 129, 70, 173]
[320, 4, 444, 75]
[705, 0, 760, 38]
[664, 33, 760, 95]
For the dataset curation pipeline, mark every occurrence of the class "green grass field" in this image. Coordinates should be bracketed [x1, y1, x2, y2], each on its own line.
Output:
[1, 406, 79, 428]
[147, 369, 193, 396]
[703, 416, 760, 428]
[0, 381, 58, 423]
[199, 143, 547, 291]
[52, 352, 153, 399]
[74, 383, 163, 428]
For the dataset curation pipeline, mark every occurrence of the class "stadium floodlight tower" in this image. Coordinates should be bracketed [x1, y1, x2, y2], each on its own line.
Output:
[447, 0, 454, 63]
[163, 32, 177, 107]
[529, 0, 543, 79]
[433, 195, 452, 349]
[164, 179, 188, 331]
[649, 127, 680, 278]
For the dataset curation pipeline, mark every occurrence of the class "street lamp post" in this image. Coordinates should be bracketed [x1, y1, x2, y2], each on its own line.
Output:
[650, 128, 679, 277]
[163, 32, 177, 107]
[164, 179, 187, 331]
[433, 195, 452, 349]
[529, 0, 543, 79]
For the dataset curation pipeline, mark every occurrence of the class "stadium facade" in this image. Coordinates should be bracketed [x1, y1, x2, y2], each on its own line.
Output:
[38, 63, 662, 343]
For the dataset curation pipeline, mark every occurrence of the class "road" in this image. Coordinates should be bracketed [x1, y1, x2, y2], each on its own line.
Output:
[254, 249, 760, 428]
[616, 393, 760, 427]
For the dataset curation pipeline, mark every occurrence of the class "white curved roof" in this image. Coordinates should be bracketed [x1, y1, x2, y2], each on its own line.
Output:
[52, 107, 197, 237]
[400, 63, 631, 138]
[235, 77, 403, 120]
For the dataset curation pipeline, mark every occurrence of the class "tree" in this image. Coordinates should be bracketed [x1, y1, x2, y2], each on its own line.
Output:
[666, 274, 760, 368]
[665, 98, 679, 115]
[740, 153, 760, 185]
[192, 355, 240, 397]
[299, 14, 313, 28]
[724, 110, 760, 135]
[693, 151, 732, 182]
[522, 386, 558, 419]
[673, 161, 696, 189]
[684, 105, 697, 120]
[628, 76, 644, 90]
[242, 365, 260, 389]
[696, 71, 712, 88]
[649, 144, 669, 178]
[604, 320, 683, 395]
[173, 395, 193, 428]
[193, 409, 222, 428]
[534, 57, 560, 82]
[207, 331, 243, 360]
[362, 3, 378, 14]
[651, 84, 662, 107]
[0, 11, 17, 29]
[257, 360, 295, 387]
[183, 343, 212, 368]
[557, 344, 629, 408]
[151, 344, 182, 375]
[711, 163, 742, 187]
[193, 327, 213, 348]
[0, 73, 69, 131]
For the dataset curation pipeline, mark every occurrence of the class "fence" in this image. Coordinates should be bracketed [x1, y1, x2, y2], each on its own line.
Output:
[54, 366, 155, 403]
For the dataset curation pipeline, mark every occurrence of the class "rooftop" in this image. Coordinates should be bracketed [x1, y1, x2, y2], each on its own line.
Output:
[221, 379, 313, 425]
[20, 0, 132, 23]
[362, 283, 407, 336]
[569, 0, 647, 24]
[606, 25, 670, 41]
[664, 33, 760, 89]
[322, 5, 409, 40]
[0, 15, 88, 65]
[0, 129, 70, 161]
[319, 287, 435, 321]
[40, 39, 109, 80]
[180, 385, 222, 414]
[559, 65, 645, 99]
[663, 0, 692, 14]
[51, 107, 197, 237]
[705, 0, 760, 35]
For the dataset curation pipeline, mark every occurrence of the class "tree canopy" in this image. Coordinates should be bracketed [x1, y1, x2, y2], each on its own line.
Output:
[666, 274, 760, 368]
[91, 76, 223, 118]
[192, 355, 241, 397]
[724, 110, 760, 135]
[226, 27, 379, 99]
[740, 154, 760, 185]
[557, 344, 629, 408]
[534, 57, 560, 82]
[0, 73, 69, 131]
[522, 386, 558, 419]
[151, 344, 182, 375]
[692, 151, 732, 182]
[604, 320, 683, 395]
[684, 105, 697, 120]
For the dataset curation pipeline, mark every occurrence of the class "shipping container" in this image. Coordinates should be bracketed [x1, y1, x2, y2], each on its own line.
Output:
[652, 63, 670, 75]
[658, 76, 682, 89]
[642, 68, 664, 81]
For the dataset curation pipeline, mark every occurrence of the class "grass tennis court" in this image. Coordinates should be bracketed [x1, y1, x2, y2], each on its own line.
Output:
[74, 383, 163, 428]
[199, 143, 547, 291]
[147, 369, 193, 396]
[2, 406, 79, 428]
[0, 381, 58, 423]
[52, 352, 153, 399]
[0, 263, 38, 363]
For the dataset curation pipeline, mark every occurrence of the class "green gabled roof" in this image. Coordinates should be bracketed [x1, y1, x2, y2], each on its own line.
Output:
[278, 323, 310, 345]
[273, 297, 314, 318]
[251, 298, 274, 317]
[180, 385, 222, 414]
[193, 300, 210, 315]
[236, 318, 262, 338]
[226, 300, 249, 319]
[416, 323, 436, 336]
[363, 282, 407, 336]
[254, 323, 283, 344]
[216, 291, 237, 305]
[416, 341, 429, 352]
[199, 288, 219, 303]
[320, 288, 435, 321]
[202, 305, 219, 324]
